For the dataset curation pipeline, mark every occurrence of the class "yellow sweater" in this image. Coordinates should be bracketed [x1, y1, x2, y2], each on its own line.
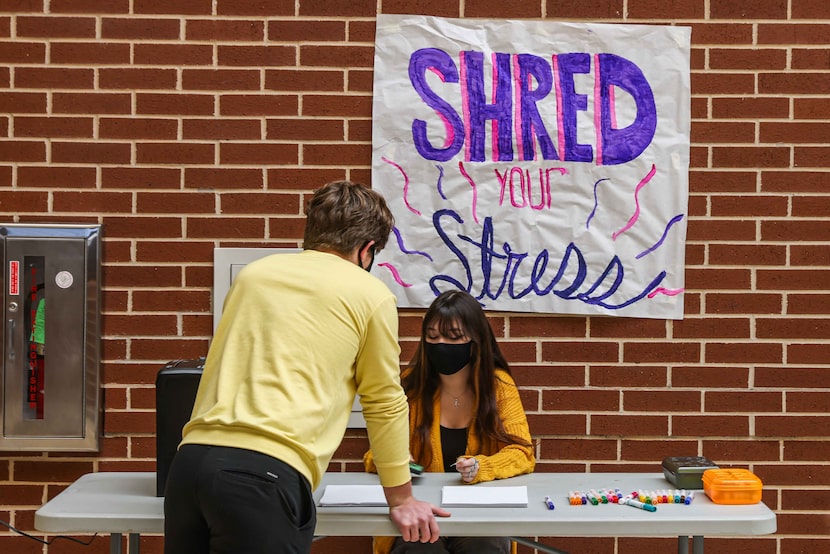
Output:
[182, 249, 411, 490]
[364, 369, 535, 554]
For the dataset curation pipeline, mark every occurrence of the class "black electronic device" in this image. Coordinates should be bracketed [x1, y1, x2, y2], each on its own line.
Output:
[155, 358, 204, 497]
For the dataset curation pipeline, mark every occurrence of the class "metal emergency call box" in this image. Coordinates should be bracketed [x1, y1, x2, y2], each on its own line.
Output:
[0, 224, 102, 451]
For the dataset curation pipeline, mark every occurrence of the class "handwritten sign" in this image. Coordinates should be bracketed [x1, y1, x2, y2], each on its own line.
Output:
[371, 15, 691, 319]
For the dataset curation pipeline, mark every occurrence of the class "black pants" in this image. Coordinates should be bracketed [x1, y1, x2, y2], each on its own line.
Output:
[164, 444, 316, 554]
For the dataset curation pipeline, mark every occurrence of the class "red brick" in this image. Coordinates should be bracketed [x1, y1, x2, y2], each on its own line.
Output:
[219, 192, 300, 215]
[464, 0, 542, 19]
[266, 217, 306, 240]
[703, 439, 781, 462]
[133, 289, 211, 310]
[134, 43, 213, 65]
[53, 191, 132, 213]
[186, 217, 266, 239]
[185, 167, 264, 189]
[692, 120, 755, 143]
[543, 389, 620, 411]
[105, 314, 179, 337]
[705, 391, 782, 412]
[14, 460, 94, 482]
[712, 145, 791, 168]
[708, 244, 787, 266]
[101, 216, 183, 238]
[711, 195, 789, 217]
[104, 410, 156, 434]
[15, 67, 93, 89]
[539, 438, 618, 461]
[137, 93, 215, 116]
[0, 41, 45, 62]
[542, 341, 618, 363]
[589, 318, 667, 339]
[758, 23, 830, 45]
[756, 416, 830, 437]
[186, 18, 264, 41]
[514, 365, 585, 388]
[183, 118, 262, 140]
[218, 45, 295, 67]
[757, 317, 830, 339]
[299, 45, 374, 68]
[298, 0, 376, 17]
[689, 170, 757, 193]
[689, 23, 753, 45]
[705, 342, 783, 364]
[686, 220, 756, 241]
[136, 142, 215, 165]
[99, 117, 178, 140]
[760, 72, 830, 95]
[783, 440, 830, 462]
[692, 72, 755, 95]
[589, 365, 667, 387]
[762, 170, 830, 193]
[301, 94, 372, 117]
[591, 415, 668, 436]
[102, 167, 181, 189]
[51, 0, 129, 12]
[133, 240, 213, 262]
[0, 139, 43, 162]
[712, 96, 790, 119]
[105, 264, 182, 287]
[704, 293, 782, 315]
[219, 143, 298, 165]
[623, 342, 700, 363]
[624, 390, 701, 412]
[268, 20, 345, 42]
[183, 69, 261, 91]
[50, 41, 130, 64]
[302, 143, 369, 166]
[53, 92, 131, 114]
[620, 439, 698, 461]
[792, 48, 830, 70]
[220, 94, 299, 116]
[134, 0, 212, 15]
[136, 192, 216, 214]
[674, 415, 750, 436]
[793, 197, 830, 218]
[710, 48, 788, 70]
[762, 122, 830, 144]
[102, 17, 180, 39]
[711, 0, 788, 19]
[757, 268, 828, 290]
[17, 165, 96, 188]
[99, 68, 177, 90]
[51, 141, 130, 164]
[526, 413, 587, 435]
[788, 293, 830, 315]
[14, 116, 93, 138]
[16, 15, 95, 37]
[795, 146, 830, 167]
[787, 392, 830, 413]
[546, 0, 623, 18]
[267, 118, 344, 141]
[216, 0, 294, 16]
[264, 69, 345, 92]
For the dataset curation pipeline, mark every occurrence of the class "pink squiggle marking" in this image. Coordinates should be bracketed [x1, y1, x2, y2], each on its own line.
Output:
[553, 54, 565, 161]
[647, 287, 684, 299]
[512, 54, 525, 160]
[460, 51, 471, 162]
[378, 262, 412, 288]
[427, 68, 455, 149]
[457, 161, 479, 224]
[612, 164, 657, 240]
[381, 156, 420, 216]
[593, 53, 602, 165]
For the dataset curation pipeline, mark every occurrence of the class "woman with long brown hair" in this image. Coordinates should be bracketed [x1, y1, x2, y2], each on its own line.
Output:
[365, 290, 535, 554]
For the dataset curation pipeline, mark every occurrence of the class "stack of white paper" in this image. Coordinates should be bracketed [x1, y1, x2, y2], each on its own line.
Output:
[441, 485, 528, 507]
[319, 485, 388, 506]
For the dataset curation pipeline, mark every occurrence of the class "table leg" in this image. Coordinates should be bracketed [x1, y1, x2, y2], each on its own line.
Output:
[110, 533, 122, 554]
[129, 533, 141, 553]
[693, 535, 704, 554]
[678, 536, 688, 554]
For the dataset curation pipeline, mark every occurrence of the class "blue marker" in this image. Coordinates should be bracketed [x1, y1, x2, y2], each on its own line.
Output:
[544, 495, 555, 510]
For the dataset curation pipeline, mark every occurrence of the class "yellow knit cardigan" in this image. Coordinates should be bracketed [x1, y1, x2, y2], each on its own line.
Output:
[363, 369, 535, 554]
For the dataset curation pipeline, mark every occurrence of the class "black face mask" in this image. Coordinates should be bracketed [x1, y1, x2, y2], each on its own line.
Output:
[424, 342, 472, 375]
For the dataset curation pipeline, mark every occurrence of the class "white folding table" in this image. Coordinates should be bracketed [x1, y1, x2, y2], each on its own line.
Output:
[34, 471, 776, 554]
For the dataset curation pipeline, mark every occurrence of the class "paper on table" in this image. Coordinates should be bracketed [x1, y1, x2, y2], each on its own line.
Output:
[319, 485, 388, 507]
[441, 485, 528, 507]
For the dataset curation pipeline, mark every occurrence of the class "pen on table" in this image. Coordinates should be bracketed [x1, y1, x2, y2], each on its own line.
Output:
[621, 497, 657, 512]
[544, 495, 555, 510]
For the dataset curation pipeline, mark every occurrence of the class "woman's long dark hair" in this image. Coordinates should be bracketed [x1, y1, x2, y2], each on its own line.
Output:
[402, 290, 531, 466]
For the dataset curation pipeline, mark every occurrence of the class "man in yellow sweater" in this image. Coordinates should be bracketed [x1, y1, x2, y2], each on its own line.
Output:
[164, 181, 449, 554]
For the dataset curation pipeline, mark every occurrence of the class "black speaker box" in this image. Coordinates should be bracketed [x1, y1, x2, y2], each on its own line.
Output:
[155, 358, 204, 497]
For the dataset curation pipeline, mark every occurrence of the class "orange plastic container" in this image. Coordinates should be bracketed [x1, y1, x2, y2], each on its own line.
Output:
[702, 468, 763, 504]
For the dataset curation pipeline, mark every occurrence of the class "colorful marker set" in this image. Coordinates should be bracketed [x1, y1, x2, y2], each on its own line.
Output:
[567, 489, 695, 507]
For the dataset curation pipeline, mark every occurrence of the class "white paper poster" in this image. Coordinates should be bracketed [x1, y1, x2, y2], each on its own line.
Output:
[372, 15, 691, 319]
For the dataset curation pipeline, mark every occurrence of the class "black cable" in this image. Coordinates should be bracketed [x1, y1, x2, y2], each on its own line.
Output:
[0, 518, 97, 546]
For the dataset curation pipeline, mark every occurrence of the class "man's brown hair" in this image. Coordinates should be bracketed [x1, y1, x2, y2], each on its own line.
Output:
[303, 181, 395, 254]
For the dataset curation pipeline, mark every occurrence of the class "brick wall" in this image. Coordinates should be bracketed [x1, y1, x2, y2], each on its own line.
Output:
[1, 1, 828, 553]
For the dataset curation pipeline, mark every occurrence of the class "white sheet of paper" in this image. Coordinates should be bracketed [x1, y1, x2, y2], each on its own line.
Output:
[319, 485, 388, 506]
[441, 485, 528, 507]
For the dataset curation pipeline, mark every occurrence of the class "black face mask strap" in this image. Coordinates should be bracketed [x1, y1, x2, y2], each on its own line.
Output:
[359, 240, 375, 272]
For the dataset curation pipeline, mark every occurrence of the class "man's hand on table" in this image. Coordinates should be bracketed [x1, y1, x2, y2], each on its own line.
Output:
[384, 482, 451, 543]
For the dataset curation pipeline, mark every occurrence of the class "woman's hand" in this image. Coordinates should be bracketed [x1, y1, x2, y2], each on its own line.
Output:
[453, 456, 479, 483]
